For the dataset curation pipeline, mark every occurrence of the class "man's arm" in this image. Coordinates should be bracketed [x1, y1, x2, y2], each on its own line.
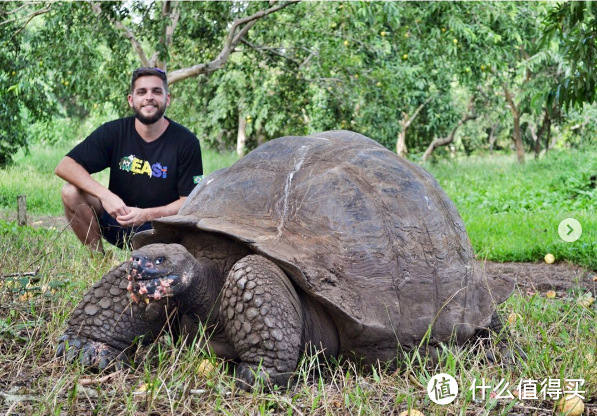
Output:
[115, 197, 187, 227]
[55, 156, 130, 218]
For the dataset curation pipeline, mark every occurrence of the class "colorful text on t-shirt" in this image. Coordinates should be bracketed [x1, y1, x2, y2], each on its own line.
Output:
[119, 155, 168, 178]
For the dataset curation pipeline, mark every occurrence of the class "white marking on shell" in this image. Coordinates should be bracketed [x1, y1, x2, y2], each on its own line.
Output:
[276, 146, 307, 239]
[425, 195, 431, 210]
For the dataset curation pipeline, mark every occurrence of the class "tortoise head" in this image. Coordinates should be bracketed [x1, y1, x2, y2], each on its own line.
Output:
[126, 243, 197, 303]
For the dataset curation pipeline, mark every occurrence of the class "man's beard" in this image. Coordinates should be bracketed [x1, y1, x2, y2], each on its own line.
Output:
[134, 102, 166, 125]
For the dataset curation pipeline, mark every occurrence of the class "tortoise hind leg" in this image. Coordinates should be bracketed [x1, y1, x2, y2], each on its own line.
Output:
[57, 262, 171, 371]
[221, 255, 303, 390]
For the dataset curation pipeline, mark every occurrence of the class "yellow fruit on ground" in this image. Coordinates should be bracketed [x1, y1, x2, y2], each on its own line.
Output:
[441, 27, 447, 32]
[544, 253, 555, 264]
[381, 31, 387, 37]
[343, 40, 349, 46]
[546, 290, 556, 299]
[577, 295, 594, 308]
[507, 312, 520, 325]
[402, 54, 408, 60]
[453, 38, 458, 45]
[376, 82, 382, 87]
[398, 410, 424, 416]
[592, 275, 597, 282]
[197, 359, 217, 377]
[554, 395, 584, 416]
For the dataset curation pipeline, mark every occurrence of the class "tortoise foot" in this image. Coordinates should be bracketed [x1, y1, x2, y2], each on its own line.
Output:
[56, 333, 126, 371]
[235, 362, 293, 392]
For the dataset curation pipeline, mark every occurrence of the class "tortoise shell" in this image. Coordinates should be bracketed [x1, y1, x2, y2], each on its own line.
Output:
[144, 130, 511, 356]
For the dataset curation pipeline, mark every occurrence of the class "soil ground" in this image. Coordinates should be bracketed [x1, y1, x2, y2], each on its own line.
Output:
[481, 259, 596, 296]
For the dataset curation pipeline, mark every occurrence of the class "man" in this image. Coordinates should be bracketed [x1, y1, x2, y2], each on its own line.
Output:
[55, 68, 203, 253]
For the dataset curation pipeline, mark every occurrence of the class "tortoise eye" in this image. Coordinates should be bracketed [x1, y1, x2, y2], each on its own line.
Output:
[155, 257, 165, 265]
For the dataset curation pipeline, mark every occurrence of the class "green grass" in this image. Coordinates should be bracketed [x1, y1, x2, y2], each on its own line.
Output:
[427, 148, 597, 269]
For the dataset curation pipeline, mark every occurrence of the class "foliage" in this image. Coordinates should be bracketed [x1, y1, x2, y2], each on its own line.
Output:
[543, 1, 597, 109]
[3, 1, 597, 165]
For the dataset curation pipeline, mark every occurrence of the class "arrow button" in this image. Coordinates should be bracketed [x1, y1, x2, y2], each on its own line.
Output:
[558, 218, 582, 243]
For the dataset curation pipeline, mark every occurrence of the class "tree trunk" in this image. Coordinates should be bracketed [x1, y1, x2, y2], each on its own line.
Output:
[257, 133, 266, 147]
[396, 128, 407, 158]
[422, 97, 476, 162]
[503, 85, 525, 164]
[532, 109, 551, 159]
[237, 113, 247, 158]
[396, 97, 432, 158]
[488, 122, 499, 155]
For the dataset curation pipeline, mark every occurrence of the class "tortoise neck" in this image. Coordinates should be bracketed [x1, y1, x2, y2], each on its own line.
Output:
[176, 259, 222, 324]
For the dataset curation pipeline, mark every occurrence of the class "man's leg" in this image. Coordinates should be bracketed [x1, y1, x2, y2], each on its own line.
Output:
[61, 183, 105, 253]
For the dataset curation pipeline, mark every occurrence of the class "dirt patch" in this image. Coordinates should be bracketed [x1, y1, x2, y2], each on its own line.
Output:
[480, 259, 596, 295]
[0, 211, 68, 230]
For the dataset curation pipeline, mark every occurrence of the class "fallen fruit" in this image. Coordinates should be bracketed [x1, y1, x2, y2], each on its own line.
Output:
[544, 253, 555, 264]
[197, 359, 217, 377]
[398, 410, 424, 416]
[507, 312, 520, 325]
[546, 290, 556, 299]
[554, 395, 584, 416]
[592, 275, 597, 282]
[577, 295, 594, 308]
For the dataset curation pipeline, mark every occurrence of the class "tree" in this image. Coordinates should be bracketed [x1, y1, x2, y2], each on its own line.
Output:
[543, 1, 597, 109]
[0, 2, 54, 166]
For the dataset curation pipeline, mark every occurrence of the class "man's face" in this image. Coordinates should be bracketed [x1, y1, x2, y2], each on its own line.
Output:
[128, 75, 170, 125]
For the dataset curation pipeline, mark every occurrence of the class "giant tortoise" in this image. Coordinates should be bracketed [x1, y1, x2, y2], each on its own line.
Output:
[57, 130, 513, 389]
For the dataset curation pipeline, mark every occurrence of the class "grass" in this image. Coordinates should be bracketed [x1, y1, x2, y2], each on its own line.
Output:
[0, 143, 596, 415]
[427, 148, 597, 270]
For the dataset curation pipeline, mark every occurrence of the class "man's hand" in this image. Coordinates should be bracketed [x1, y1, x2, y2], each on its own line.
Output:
[100, 192, 131, 219]
[116, 207, 149, 227]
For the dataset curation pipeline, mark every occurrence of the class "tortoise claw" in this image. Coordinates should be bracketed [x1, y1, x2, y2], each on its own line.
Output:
[56, 333, 126, 372]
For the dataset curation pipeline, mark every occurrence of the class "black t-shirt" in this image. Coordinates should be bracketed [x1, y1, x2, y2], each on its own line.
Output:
[67, 116, 203, 208]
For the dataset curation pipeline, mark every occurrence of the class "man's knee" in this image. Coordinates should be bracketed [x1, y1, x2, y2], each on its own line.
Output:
[61, 184, 102, 215]
[61, 183, 85, 208]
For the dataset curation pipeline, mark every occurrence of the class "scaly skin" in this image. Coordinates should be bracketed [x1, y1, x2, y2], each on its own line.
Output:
[58, 244, 340, 391]
[56, 262, 172, 370]
[220, 255, 304, 390]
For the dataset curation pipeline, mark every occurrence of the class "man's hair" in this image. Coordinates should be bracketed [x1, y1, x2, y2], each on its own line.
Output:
[130, 67, 168, 94]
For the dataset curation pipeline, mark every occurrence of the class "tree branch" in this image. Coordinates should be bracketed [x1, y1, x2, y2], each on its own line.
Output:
[151, 1, 181, 69]
[241, 38, 302, 66]
[422, 96, 477, 161]
[89, 2, 150, 67]
[168, 0, 301, 85]
[1, 5, 50, 31]
[403, 96, 433, 129]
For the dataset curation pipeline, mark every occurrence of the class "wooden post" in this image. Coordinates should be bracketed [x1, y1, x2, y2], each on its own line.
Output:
[17, 195, 27, 226]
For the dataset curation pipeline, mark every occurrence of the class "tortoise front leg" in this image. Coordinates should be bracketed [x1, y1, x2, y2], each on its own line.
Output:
[56, 262, 172, 370]
[221, 255, 303, 390]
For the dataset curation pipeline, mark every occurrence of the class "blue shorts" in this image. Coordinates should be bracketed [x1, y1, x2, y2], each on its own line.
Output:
[98, 211, 153, 249]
